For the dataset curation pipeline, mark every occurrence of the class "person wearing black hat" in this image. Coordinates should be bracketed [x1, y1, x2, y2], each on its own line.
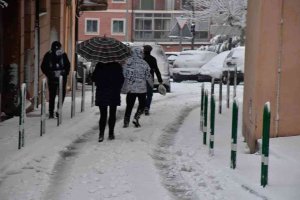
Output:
[143, 45, 163, 115]
[41, 41, 70, 118]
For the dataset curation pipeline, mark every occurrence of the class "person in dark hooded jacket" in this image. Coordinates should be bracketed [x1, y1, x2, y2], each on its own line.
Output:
[143, 45, 163, 115]
[41, 41, 70, 118]
[92, 62, 124, 142]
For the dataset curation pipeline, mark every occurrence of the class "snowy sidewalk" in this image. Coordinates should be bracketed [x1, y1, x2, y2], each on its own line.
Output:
[0, 82, 299, 200]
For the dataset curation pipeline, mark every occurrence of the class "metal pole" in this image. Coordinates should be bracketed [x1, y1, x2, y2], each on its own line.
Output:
[211, 77, 215, 95]
[81, 68, 86, 112]
[200, 83, 204, 132]
[209, 94, 215, 156]
[219, 79, 222, 114]
[0, 9, 3, 118]
[230, 99, 239, 169]
[261, 102, 271, 187]
[191, 3, 195, 50]
[18, 83, 26, 149]
[71, 71, 76, 118]
[179, 28, 183, 51]
[75, 0, 80, 90]
[233, 65, 237, 98]
[227, 69, 230, 108]
[91, 81, 95, 107]
[125, 0, 129, 42]
[57, 76, 63, 126]
[40, 78, 46, 136]
[203, 90, 208, 145]
[34, 0, 40, 109]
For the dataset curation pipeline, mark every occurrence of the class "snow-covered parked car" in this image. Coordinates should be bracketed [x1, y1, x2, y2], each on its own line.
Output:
[76, 55, 95, 84]
[198, 50, 230, 82]
[165, 52, 180, 77]
[222, 46, 245, 85]
[172, 50, 217, 82]
[165, 52, 180, 65]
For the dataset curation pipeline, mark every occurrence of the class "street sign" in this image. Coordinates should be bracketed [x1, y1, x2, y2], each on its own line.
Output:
[176, 17, 188, 29]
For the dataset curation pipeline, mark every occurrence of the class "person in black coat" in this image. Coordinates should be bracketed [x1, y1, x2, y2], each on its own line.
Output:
[41, 41, 70, 118]
[92, 62, 124, 142]
[143, 45, 163, 115]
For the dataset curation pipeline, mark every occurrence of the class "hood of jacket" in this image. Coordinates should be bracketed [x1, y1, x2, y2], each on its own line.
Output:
[130, 46, 143, 59]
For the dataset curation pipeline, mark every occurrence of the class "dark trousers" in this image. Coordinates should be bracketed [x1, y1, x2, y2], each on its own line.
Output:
[124, 93, 146, 121]
[145, 83, 153, 110]
[99, 106, 117, 136]
[48, 80, 67, 115]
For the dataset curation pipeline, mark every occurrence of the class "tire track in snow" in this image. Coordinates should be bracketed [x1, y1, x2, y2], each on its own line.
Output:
[43, 91, 191, 199]
[152, 104, 200, 200]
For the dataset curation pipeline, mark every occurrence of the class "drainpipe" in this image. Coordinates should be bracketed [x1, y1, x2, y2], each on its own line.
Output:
[275, 0, 284, 137]
[34, 0, 40, 109]
[0, 9, 3, 118]
[75, 0, 79, 72]
[130, 0, 134, 42]
[125, 0, 129, 42]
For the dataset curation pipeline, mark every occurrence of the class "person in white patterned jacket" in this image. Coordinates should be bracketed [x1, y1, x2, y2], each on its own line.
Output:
[122, 46, 153, 128]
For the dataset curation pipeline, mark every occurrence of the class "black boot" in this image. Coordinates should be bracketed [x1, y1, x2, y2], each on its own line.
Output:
[49, 113, 54, 119]
[98, 132, 104, 142]
[133, 111, 142, 128]
[132, 118, 141, 127]
[123, 117, 130, 128]
[144, 107, 149, 116]
[108, 131, 115, 140]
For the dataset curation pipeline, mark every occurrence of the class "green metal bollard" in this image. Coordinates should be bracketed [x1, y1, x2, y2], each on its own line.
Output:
[209, 94, 215, 156]
[261, 102, 271, 187]
[203, 90, 208, 145]
[230, 99, 239, 169]
[200, 83, 204, 132]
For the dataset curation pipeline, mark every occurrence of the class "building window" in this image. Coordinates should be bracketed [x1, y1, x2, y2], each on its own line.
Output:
[134, 13, 172, 41]
[85, 19, 99, 35]
[112, 19, 125, 35]
[140, 0, 154, 10]
[195, 31, 209, 39]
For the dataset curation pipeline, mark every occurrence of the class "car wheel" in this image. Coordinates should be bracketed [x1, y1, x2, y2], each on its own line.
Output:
[173, 77, 181, 82]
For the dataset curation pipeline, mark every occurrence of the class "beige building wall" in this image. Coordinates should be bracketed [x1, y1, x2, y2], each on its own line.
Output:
[243, 0, 300, 153]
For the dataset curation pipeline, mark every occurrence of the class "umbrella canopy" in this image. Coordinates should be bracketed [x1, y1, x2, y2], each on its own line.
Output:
[77, 36, 130, 63]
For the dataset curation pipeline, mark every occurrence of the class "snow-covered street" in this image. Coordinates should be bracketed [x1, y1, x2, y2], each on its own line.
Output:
[0, 81, 299, 200]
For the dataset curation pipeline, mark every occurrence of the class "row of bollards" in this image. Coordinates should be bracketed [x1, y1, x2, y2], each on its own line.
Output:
[200, 81, 271, 187]
[18, 70, 95, 149]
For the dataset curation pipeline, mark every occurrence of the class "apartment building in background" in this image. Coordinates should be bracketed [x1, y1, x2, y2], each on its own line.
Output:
[78, 0, 211, 52]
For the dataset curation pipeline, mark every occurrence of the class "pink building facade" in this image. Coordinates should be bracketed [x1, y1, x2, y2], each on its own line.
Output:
[243, 0, 300, 152]
[78, 0, 211, 52]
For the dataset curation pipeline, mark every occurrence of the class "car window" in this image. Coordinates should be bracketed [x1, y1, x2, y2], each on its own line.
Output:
[152, 46, 167, 64]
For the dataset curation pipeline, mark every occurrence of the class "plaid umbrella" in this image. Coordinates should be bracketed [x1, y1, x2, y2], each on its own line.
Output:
[77, 36, 130, 63]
